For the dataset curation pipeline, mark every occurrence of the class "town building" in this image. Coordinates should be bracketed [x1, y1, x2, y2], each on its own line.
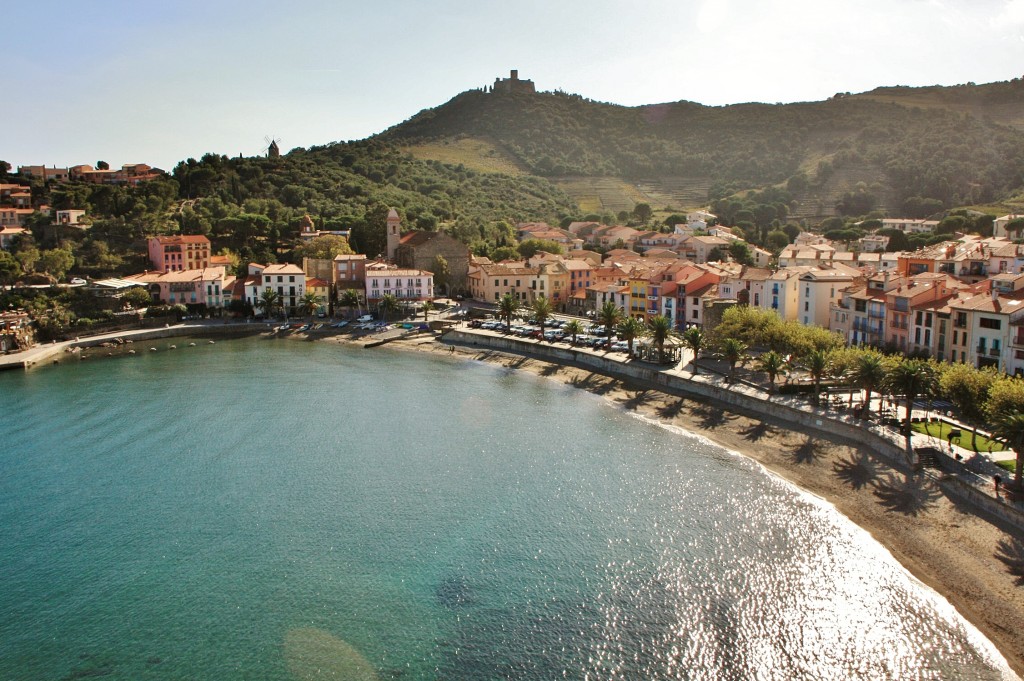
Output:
[364, 263, 433, 305]
[128, 267, 229, 309]
[148, 235, 212, 272]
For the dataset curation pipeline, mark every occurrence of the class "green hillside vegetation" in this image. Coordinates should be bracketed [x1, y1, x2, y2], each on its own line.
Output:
[381, 79, 1024, 217]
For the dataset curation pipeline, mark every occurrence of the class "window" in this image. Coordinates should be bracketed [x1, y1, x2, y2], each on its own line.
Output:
[289, 276, 295, 283]
[277, 276, 283, 283]
[980, 317, 1002, 330]
[804, 301, 809, 312]
[692, 310, 698, 319]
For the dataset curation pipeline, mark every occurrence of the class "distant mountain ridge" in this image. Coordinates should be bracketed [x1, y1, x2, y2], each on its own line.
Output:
[375, 78, 1024, 218]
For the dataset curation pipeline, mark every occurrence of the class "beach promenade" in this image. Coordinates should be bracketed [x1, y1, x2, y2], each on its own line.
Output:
[0, 320, 271, 371]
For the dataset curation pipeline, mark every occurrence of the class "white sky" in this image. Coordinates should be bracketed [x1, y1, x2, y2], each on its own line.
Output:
[5, 0, 1023, 171]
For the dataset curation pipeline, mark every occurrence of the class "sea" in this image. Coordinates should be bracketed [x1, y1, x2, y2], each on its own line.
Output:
[0, 336, 1015, 680]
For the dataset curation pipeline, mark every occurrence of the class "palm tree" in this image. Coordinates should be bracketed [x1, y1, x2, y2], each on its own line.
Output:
[563, 319, 584, 345]
[378, 293, 400, 322]
[257, 288, 281, 319]
[681, 326, 706, 375]
[532, 296, 553, 339]
[719, 338, 748, 383]
[299, 291, 322, 319]
[992, 412, 1024, 490]
[802, 349, 830, 405]
[598, 300, 622, 351]
[851, 350, 886, 420]
[339, 289, 361, 319]
[758, 350, 787, 397]
[422, 300, 434, 322]
[616, 316, 646, 355]
[887, 358, 938, 452]
[498, 293, 519, 332]
[647, 314, 674, 363]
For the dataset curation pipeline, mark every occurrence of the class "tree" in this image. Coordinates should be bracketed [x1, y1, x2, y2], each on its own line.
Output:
[257, 288, 281, 318]
[985, 375, 1024, 423]
[616, 316, 645, 355]
[758, 350, 787, 397]
[292, 235, 354, 261]
[681, 326, 706, 374]
[802, 349, 830, 404]
[727, 241, 754, 265]
[887, 359, 938, 452]
[706, 246, 725, 263]
[120, 287, 152, 311]
[532, 296, 553, 338]
[598, 300, 623, 350]
[0, 160, 10, 177]
[939, 363, 997, 451]
[992, 413, 1024, 490]
[766, 230, 790, 252]
[39, 248, 75, 281]
[647, 314, 674, 363]
[378, 293, 400, 322]
[518, 239, 564, 259]
[431, 254, 451, 295]
[851, 350, 886, 420]
[632, 203, 652, 224]
[719, 337, 748, 382]
[563, 319, 584, 345]
[422, 300, 433, 322]
[498, 293, 519, 332]
[300, 291, 322, 319]
[96, 161, 110, 170]
[339, 288, 361, 318]
[0, 251, 22, 285]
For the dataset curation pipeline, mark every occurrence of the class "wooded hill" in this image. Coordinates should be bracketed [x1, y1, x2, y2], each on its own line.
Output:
[380, 78, 1024, 220]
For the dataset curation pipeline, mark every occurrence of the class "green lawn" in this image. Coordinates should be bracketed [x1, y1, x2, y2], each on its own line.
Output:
[910, 421, 1009, 453]
[996, 459, 1016, 474]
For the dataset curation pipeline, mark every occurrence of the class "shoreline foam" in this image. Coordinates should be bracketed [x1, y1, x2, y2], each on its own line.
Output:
[328, 331, 1024, 678]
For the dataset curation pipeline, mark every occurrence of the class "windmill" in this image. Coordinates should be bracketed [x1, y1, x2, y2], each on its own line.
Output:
[263, 136, 282, 158]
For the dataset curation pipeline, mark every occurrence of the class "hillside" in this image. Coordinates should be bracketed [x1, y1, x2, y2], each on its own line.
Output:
[380, 79, 1024, 219]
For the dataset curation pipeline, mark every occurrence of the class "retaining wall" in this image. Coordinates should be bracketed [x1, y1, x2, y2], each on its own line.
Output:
[447, 330, 1024, 534]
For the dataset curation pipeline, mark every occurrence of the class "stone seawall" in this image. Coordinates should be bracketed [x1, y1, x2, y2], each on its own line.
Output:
[3, 322, 268, 371]
[447, 330, 1024, 534]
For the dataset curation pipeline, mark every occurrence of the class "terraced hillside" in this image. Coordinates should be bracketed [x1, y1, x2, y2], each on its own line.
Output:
[380, 79, 1024, 220]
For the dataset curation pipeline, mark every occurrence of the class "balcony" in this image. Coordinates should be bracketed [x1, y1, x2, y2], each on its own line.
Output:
[868, 309, 885, 318]
[1014, 334, 1024, 347]
[990, 348, 1001, 357]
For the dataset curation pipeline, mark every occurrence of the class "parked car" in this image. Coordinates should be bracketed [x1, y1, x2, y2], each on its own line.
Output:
[356, 314, 374, 323]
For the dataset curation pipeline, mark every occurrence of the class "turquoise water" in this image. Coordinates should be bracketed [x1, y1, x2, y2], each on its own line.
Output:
[0, 337, 1014, 680]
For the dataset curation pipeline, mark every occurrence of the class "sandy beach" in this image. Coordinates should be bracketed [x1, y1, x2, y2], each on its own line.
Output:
[321, 330, 1024, 677]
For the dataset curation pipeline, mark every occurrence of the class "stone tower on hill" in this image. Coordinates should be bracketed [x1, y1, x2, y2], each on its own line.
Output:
[492, 69, 535, 95]
[385, 208, 402, 261]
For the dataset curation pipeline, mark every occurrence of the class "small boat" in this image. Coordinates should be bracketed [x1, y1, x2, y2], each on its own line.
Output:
[150, 347, 157, 352]
[189, 342, 196, 347]
[169, 344, 176, 350]
[208, 340, 215, 344]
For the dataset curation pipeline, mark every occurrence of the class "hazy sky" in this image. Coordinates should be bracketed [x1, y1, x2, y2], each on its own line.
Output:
[6, 0, 1023, 171]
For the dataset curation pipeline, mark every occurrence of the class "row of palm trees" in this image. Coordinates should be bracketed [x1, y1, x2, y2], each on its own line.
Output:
[679, 325, 1024, 488]
[496, 296, 679, 362]
[257, 287, 422, 324]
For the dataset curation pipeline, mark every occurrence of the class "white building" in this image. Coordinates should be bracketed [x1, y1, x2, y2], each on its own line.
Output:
[365, 264, 434, 305]
[261, 263, 306, 315]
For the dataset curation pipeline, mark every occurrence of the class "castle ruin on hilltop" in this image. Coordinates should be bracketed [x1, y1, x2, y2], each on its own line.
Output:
[489, 70, 535, 95]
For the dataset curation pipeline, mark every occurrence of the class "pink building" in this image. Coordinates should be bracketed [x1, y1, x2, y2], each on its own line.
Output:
[148, 235, 211, 272]
[128, 267, 228, 309]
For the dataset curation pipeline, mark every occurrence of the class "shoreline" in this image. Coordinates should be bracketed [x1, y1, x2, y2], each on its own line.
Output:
[322, 330, 1024, 678]
[10, 325, 1024, 674]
